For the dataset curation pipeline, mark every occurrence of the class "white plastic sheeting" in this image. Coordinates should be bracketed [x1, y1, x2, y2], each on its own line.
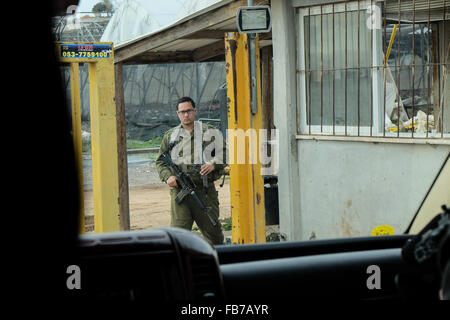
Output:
[174, 0, 221, 21]
[100, 0, 221, 47]
[100, 0, 159, 46]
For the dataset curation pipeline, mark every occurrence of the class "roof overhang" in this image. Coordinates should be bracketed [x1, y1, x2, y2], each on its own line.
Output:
[114, 0, 271, 65]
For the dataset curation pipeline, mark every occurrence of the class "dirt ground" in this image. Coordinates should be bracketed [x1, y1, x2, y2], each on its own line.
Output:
[84, 164, 231, 232]
[83, 179, 231, 232]
[82, 159, 279, 239]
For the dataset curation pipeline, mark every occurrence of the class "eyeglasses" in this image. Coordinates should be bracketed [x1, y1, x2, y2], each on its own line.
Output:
[177, 109, 195, 115]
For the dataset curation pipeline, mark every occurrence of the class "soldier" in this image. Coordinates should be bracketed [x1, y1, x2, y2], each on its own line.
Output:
[156, 97, 226, 245]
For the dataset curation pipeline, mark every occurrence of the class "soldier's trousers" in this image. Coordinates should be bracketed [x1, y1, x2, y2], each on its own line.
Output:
[170, 185, 224, 245]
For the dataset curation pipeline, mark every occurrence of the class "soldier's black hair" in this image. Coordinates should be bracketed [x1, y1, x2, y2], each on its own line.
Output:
[177, 96, 196, 110]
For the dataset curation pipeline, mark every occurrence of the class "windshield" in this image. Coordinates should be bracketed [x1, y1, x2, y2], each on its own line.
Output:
[54, 0, 450, 245]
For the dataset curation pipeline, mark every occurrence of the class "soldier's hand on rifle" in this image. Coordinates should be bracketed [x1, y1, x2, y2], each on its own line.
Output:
[200, 162, 214, 175]
[167, 175, 178, 188]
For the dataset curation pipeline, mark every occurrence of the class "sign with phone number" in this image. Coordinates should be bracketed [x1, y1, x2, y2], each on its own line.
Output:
[60, 43, 112, 59]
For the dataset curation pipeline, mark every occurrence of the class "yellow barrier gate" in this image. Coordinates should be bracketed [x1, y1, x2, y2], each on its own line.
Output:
[56, 42, 120, 233]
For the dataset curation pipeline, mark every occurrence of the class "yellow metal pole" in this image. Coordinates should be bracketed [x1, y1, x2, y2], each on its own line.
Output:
[384, 24, 398, 68]
[56, 42, 121, 233]
[88, 56, 121, 233]
[69, 62, 85, 234]
[225, 32, 266, 244]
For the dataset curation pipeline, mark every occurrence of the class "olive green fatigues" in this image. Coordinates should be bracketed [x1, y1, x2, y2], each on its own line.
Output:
[156, 122, 226, 245]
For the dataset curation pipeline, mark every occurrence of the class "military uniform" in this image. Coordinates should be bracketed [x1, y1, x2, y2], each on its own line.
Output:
[156, 121, 227, 245]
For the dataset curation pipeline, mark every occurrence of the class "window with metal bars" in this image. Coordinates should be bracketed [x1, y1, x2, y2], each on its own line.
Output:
[296, 0, 450, 138]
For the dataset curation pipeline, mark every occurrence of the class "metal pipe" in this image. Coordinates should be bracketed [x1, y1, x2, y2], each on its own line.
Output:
[442, 0, 446, 137]
[383, 2, 387, 137]
[249, 34, 258, 114]
[320, 5, 324, 132]
[308, 8, 312, 134]
[332, 4, 336, 135]
[427, 0, 431, 138]
[345, 1, 348, 135]
[357, 0, 361, 136]
[248, 0, 257, 115]
[412, 0, 416, 137]
[397, 0, 401, 137]
[370, 0, 374, 136]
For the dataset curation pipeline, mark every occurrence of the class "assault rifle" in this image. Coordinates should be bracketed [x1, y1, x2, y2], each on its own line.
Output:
[158, 143, 217, 227]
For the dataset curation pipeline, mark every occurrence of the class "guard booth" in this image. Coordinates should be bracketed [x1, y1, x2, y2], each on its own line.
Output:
[271, 0, 450, 241]
[110, 0, 275, 244]
[55, 42, 122, 234]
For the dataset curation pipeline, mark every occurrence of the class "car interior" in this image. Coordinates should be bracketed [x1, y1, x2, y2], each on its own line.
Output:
[64, 205, 449, 302]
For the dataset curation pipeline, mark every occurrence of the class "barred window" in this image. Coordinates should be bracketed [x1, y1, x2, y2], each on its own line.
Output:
[296, 0, 450, 138]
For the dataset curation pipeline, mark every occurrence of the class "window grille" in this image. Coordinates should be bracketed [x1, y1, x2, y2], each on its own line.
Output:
[296, 0, 450, 139]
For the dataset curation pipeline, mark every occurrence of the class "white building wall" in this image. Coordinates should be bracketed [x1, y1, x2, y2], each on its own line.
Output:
[272, 0, 301, 241]
[296, 140, 450, 240]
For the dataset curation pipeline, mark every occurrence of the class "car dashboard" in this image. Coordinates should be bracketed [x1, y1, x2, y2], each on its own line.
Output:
[66, 227, 442, 302]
